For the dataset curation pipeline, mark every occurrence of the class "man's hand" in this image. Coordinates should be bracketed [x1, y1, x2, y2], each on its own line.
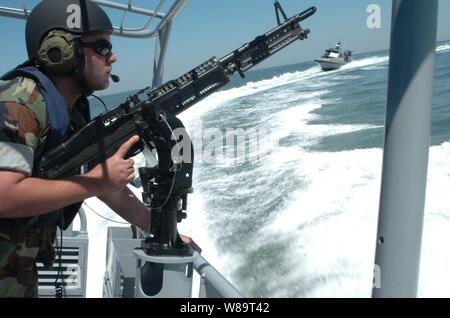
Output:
[180, 234, 202, 254]
[87, 135, 139, 195]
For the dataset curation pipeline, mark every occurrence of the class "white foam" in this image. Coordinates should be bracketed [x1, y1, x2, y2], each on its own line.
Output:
[218, 141, 450, 297]
[436, 44, 450, 53]
[341, 56, 389, 71]
[268, 102, 380, 149]
[360, 65, 386, 71]
[179, 66, 322, 123]
[418, 142, 450, 297]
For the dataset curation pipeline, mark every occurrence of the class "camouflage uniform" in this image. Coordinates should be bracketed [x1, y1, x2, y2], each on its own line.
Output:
[0, 76, 87, 297]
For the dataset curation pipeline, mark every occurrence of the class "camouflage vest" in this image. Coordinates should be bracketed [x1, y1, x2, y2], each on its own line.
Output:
[0, 67, 90, 297]
[2, 66, 91, 229]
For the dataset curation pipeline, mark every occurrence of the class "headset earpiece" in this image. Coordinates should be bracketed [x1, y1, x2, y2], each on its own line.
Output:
[36, 30, 78, 75]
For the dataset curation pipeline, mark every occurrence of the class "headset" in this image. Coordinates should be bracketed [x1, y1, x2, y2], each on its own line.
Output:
[35, 29, 84, 77]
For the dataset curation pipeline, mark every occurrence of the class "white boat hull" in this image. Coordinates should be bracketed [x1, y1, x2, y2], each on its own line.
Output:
[314, 57, 348, 71]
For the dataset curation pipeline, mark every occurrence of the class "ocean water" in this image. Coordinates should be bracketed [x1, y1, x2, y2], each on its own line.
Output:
[82, 42, 450, 297]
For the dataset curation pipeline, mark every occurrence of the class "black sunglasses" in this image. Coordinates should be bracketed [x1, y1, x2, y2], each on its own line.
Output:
[81, 40, 113, 57]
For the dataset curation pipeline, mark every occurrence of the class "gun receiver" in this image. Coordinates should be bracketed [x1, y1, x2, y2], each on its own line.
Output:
[38, 6, 316, 179]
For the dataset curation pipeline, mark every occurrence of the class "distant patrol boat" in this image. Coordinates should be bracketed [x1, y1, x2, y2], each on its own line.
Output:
[315, 42, 352, 71]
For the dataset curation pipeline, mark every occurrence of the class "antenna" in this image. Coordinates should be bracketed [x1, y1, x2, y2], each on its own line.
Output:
[80, 0, 90, 31]
[274, 1, 288, 26]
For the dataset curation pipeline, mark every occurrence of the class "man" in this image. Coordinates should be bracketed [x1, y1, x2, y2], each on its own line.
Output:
[0, 0, 196, 298]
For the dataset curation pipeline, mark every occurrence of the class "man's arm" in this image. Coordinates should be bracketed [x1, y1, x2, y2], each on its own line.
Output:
[0, 170, 104, 217]
[99, 187, 202, 253]
[98, 187, 150, 231]
[0, 136, 140, 218]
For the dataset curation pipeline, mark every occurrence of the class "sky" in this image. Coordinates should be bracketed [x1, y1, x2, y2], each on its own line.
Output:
[1, 0, 450, 95]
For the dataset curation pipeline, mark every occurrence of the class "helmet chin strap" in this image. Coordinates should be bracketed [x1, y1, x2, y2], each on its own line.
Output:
[78, 78, 93, 97]
[77, 75, 93, 97]
[72, 37, 93, 96]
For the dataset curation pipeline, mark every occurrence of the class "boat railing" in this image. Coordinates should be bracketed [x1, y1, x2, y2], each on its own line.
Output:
[0, 0, 188, 39]
[103, 226, 242, 298]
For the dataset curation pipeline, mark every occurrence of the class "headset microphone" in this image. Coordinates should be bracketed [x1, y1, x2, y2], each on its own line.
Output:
[110, 74, 120, 82]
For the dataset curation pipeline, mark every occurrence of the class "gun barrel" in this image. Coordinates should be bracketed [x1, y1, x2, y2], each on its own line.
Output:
[219, 6, 316, 74]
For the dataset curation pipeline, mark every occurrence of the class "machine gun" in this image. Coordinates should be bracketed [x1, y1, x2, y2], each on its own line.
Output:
[38, 5, 317, 256]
